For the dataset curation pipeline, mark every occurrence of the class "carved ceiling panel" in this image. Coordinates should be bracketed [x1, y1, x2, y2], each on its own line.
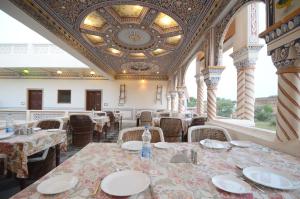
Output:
[9, 0, 226, 79]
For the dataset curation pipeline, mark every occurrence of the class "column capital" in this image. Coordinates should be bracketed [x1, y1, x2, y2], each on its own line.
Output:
[203, 66, 225, 89]
[230, 45, 263, 70]
[270, 38, 300, 71]
[194, 73, 204, 82]
[169, 91, 178, 99]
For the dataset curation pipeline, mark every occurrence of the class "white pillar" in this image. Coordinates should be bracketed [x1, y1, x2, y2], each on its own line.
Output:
[195, 74, 205, 115]
[177, 86, 186, 113]
[167, 95, 171, 111]
[170, 91, 178, 113]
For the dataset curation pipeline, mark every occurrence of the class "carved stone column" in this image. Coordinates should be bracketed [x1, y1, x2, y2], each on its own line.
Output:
[271, 40, 300, 142]
[177, 86, 186, 113]
[203, 66, 225, 120]
[195, 74, 205, 115]
[230, 45, 263, 121]
[260, 9, 300, 142]
[167, 94, 171, 111]
[170, 91, 178, 113]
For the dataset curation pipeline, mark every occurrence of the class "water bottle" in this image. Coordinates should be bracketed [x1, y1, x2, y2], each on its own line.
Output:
[141, 126, 152, 160]
[5, 114, 14, 133]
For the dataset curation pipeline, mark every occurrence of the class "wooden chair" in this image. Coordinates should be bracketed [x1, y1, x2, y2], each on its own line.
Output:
[140, 111, 152, 127]
[70, 115, 94, 147]
[105, 111, 118, 129]
[160, 118, 183, 142]
[119, 127, 164, 143]
[187, 125, 231, 143]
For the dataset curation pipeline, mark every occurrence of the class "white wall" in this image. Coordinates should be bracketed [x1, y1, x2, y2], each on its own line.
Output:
[0, 79, 168, 111]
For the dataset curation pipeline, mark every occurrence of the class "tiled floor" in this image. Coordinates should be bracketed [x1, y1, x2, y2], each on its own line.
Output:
[0, 122, 135, 199]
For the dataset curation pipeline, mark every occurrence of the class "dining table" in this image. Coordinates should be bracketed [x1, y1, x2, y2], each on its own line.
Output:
[0, 129, 66, 179]
[10, 141, 300, 199]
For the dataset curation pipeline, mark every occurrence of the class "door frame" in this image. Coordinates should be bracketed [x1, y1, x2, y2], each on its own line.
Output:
[85, 89, 103, 111]
[27, 88, 44, 110]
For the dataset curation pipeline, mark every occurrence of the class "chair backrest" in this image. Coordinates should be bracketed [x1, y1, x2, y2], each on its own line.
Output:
[159, 112, 170, 117]
[190, 117, 207, 127]
[96, 111, 106, 116]
[119, 127, 164, 143]
[140, 111, 152, 122]
[160, 118, 183, 142]
[0, 154, 7, 178]
[188, 125, 231, 143]
[33, 118, 64, 130]
[105, 111, 115, 123]
[69, 114, 94, 147]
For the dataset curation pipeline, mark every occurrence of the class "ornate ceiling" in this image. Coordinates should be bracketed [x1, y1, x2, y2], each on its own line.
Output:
[9, 0, 227, 79]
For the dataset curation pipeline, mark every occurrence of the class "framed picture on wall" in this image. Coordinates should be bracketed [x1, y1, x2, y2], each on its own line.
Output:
[57, 90, 71, 103]
[268, 0, 300, 26]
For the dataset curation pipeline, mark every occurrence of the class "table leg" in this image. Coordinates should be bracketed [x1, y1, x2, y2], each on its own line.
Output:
[55, 144, 60, 166]
[17, 178, 26, 190]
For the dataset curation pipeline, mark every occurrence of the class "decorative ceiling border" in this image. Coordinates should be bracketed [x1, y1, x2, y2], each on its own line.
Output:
[115, 74, 168, 80]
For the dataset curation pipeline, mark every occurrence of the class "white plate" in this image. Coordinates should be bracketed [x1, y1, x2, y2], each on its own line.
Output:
[154, 142, 170, 149]
[101, 170, 150, 196]
[47, 129, 60, 132]
[121, 141, 142, 151]
[243, 166, 298, 190]
[212, 174, 252, 194]
[230, 140, 252, 148]
[0, 132, 14, 140]
[33, 127, 41, 132]
[200, 139, 228, 149]
[37, 174, 78, 195]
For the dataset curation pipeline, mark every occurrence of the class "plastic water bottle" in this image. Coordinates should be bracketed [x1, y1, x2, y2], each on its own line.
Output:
[5, 114, 14, 133]
[141, 126, 152, 160]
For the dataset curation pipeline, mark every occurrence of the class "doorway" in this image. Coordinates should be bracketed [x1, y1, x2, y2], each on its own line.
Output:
[28, 90, 43, 110]
[86, 90, 102, 110]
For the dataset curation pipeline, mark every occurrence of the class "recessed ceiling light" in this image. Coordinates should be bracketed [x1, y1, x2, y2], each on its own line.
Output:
[109, 48, 121, 54]
[90, 71, 95, 75]
[123, 70, 126, 73]
[188, 7, 192, 11]
[156, 71, 159, 74]
[57, 70, 62, 74]
[23, 69, 29, 74]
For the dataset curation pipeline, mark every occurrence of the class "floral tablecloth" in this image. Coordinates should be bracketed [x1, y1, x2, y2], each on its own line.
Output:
[10, 142, 300, 199]
[0, 130, 66, 178]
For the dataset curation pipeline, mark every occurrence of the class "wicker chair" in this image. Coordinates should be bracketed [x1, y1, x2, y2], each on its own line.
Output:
[0, 154, 7, 178]
[33, 118, 63, 129]
[105, 111, 118, 129]
[159, 112, 170, 117]
[119, 127, 164, 143]
[70, 115, 94, 147]
[26, 119, 63, 183]
[160, 118, 183, 142]
[187, 125, 231, 143]
[140, 111, 152, 127]
[189, 117, 207, 128]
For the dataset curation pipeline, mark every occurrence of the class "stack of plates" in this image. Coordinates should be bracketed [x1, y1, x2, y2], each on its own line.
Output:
[0, 132, 14, 140]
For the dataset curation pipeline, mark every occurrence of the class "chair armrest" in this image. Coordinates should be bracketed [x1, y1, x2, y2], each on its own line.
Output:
[28, 148, 49, 163]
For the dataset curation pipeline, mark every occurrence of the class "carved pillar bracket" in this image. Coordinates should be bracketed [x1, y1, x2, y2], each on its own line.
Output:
[230, 45, 263, 121]
[203, 66, 225, 120]
[195, 73, 205, 115]
[177, 86, 186, 113]
[170, 91, 178, 113]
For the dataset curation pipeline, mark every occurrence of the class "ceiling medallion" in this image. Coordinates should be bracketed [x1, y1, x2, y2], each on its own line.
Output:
[116, 28, 152, 47]
[121, 62, 159, 74]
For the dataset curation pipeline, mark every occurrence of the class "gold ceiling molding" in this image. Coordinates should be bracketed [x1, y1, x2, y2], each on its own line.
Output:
[115, 74, 168, 80]
[8, 0, 229, 78]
